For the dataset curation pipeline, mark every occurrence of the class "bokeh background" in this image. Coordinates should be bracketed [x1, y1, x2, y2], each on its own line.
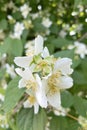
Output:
[0, 0, 87, 130]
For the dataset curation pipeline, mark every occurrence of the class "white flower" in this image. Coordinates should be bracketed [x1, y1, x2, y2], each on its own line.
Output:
[24, 40, 35, 56]
[69, 30, 76, 36]
[5, 64, 16, 78]
[14, 35, 50, 68]
[0, 114, 9, 128]
[13, 22, 24, 39]
[74, 41, 87, 58]
[0, 94, 4, 102]
[15, 67, 47, 113]
[71, 11, 78, 16]
[42, 58, 73, 109]
[68, 41, 87, 58]
[78, 116, 87, 130]
[14, 35, 74, 112]
[59, 30, 67, 38]
[42, 18, 52, 28]
[20, 4, 31, 19]
[31, 13, 39, 19]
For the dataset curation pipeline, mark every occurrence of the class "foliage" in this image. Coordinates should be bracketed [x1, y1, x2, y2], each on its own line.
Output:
[0, 0, 87, 130]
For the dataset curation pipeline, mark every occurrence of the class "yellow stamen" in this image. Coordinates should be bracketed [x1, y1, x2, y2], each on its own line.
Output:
[47, 72, 61, 95]
[26, 80, 37, 91]
[28, 96, 36, 105]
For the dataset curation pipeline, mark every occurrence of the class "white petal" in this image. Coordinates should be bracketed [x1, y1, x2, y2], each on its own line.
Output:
[34, 102, 39, 114]
[54, 58, 73, 75]
[14, 56, 32, 68]
[18, 78, 26, 88]
[47, 92, 61, 109]
[22, 68, 34, 80]
[15, 67, 34, 81]
[35, 75, 47, 108]
[23, 100, 32, 108]
[58, 76, 73, 89]
[80, 54, 85, 59]
[15, 68, 23, 77]
[34, 35, 43, 55]
[42, 47, 50, 58]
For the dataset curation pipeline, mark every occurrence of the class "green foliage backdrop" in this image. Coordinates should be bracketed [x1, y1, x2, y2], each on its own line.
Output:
[0, 0, 87, 130]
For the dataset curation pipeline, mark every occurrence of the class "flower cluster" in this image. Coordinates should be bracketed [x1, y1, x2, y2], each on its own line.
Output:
[14, 35, 73, 114]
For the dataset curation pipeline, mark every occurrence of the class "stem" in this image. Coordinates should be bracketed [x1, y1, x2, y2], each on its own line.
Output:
[13, 94, 28, 114]
[78, 33, 87, 42]
[66, 113, 78, 121]
[55, 108, 78, 121]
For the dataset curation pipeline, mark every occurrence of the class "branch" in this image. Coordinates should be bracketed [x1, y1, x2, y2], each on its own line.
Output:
[54, 108, 78, 121]
[78, 33, 87, 42]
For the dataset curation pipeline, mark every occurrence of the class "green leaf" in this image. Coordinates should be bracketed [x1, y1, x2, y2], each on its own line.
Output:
[33, 18, 46, 33]
[0, 68, 6, 80]
[0, 37, 23, 56]
[16, 108, 47, 130]
[51, 38, 73, 48]
[73, 95, 87, 117]
[50, 116, 68, 130]
[54, 50, 74, 59]
[50, 115, 81, 130]
[50, 24, 59, 35]
[61, 91, 74, 108]
[74, 0, 82, 9]
[72, 70, 87, 85]
[0, 19, 8, 30]
[66, 118, 81, 130]
[3, 76, 25, 113]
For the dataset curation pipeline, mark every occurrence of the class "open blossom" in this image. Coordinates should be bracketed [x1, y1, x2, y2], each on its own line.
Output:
[13, 22, 24, 39]
[42, 18, 52, 28]
[68, 41, 87, 58]
[20, 4, 31, 18]
[14, 35, 73, 113]
[15, 67, 47, 114]
[42, 58, 73, 109]
[14, 35, 49, 68]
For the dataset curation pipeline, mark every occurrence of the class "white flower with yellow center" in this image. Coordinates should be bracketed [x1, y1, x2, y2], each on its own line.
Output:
[42, 58, 73, 109]
[14, 35, 50, 68]
[15, 67, 47, 113]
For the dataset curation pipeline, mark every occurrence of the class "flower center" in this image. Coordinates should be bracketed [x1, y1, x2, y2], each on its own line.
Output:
[26, 80, 37, 91]
[47, 72, 61, 95]
[28, 96, 36, 105]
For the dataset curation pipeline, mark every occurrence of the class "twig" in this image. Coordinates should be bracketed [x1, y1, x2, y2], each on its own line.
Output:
[13, 94, 28, 114]
[78, 33, 87, 42]
[54, 109, 78, 121]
